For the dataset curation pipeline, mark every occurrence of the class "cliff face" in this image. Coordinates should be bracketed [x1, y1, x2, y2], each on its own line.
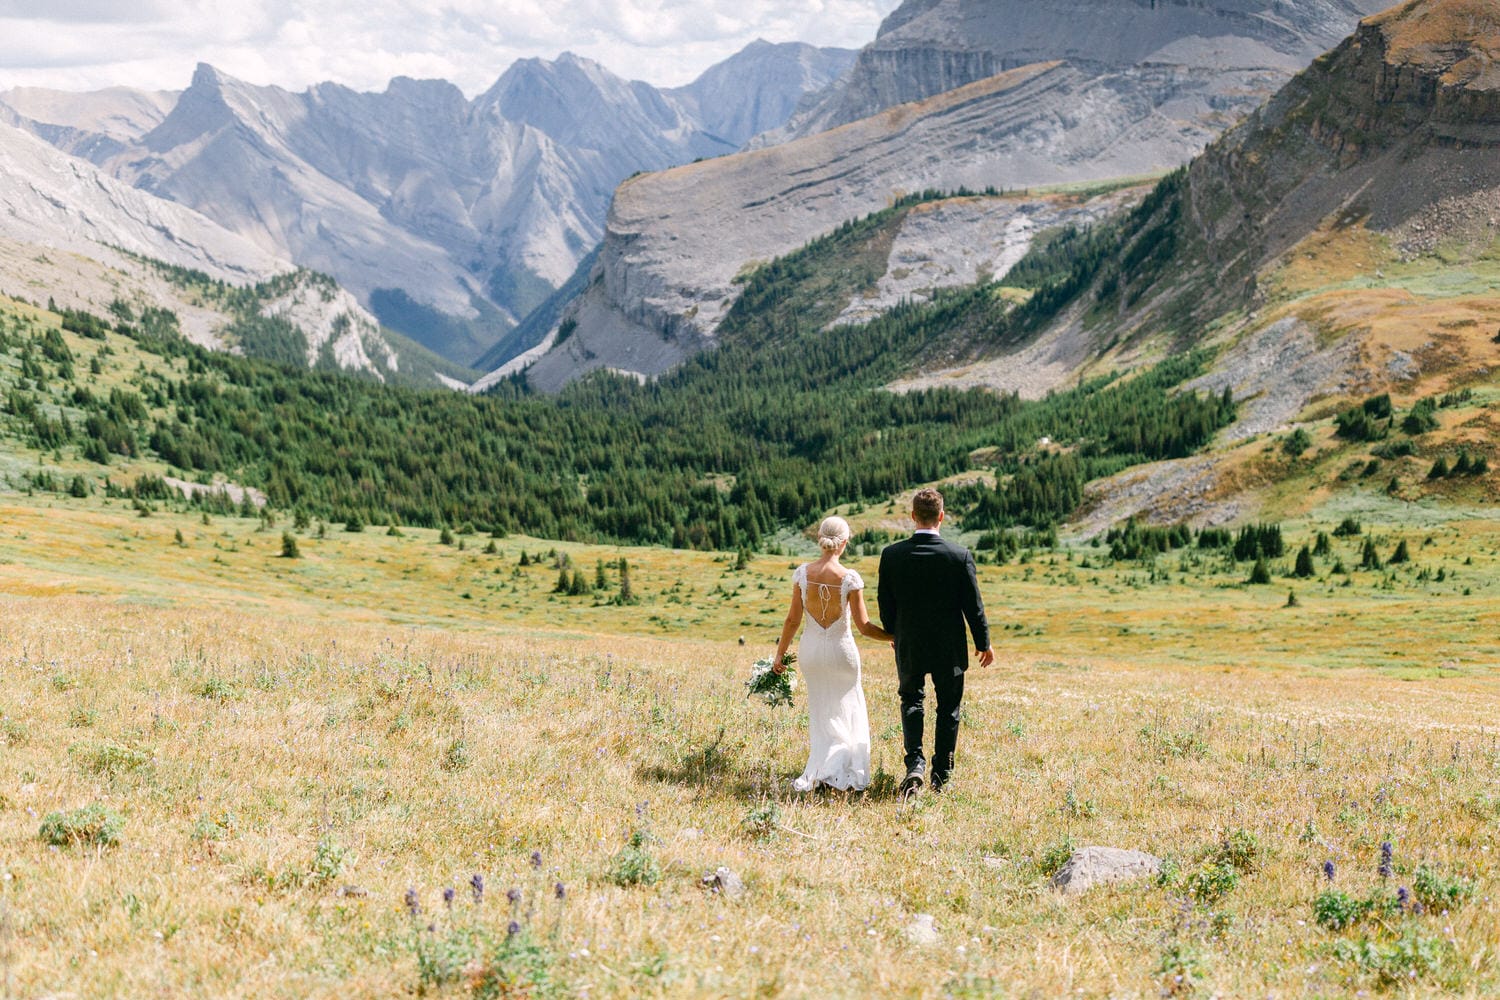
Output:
[775, 0, 1392, 139]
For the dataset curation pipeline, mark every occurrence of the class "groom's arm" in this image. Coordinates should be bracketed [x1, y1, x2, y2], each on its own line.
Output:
[959, 549, 991, 663]
[877, 548, 896, 634]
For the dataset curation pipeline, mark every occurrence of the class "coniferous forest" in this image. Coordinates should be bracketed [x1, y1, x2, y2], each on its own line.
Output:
[2, 175, 1234, 549]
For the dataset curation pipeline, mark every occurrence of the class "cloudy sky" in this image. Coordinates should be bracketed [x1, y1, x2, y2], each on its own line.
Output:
[0, 0, 901, 96]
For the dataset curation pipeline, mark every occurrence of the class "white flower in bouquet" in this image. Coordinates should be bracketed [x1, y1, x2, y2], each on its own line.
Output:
[746, 652, 797, 707]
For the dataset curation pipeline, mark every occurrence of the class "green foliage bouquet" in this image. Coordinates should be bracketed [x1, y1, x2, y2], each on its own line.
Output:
[746, 652, 797, 707]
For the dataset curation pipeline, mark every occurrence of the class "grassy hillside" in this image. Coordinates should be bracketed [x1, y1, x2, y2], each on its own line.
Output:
[1, 493, 1497, 996]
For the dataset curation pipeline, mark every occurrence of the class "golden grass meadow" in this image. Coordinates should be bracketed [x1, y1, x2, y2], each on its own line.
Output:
[1, 492, 1498, 998]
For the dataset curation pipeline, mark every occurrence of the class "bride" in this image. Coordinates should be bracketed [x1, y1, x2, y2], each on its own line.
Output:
[773, 516, 893, 792]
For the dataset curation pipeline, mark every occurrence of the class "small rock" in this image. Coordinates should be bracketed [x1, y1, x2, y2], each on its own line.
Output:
[702, 866, 745, 899]
[1050, 847, 1162, 895]
[980, 855, 1009, 870]
[905, 913, 939, 945]
[338, 885, 369, 898]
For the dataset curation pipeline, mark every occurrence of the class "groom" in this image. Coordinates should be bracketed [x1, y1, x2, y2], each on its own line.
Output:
[877, 487, 992, 796]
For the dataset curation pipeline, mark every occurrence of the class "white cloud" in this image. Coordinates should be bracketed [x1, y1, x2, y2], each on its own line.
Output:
[0, 0, 900, 96]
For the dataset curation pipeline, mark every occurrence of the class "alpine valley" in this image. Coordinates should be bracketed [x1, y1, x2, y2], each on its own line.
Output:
[2, 1, 1500, 996]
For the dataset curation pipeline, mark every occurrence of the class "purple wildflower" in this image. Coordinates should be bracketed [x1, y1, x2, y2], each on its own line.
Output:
[404, 887, 420, 917]
[1397, 886, 1410, 909]
[507, 920, 521, 938]
[1323, 860, 1336, 882]
[507, 887, 522, 907]
[1379, 842, 1394, 879]
[555, 881, 566, 901]
[442, 886, 456, 910]
[531, 850, 543, 870]
[470, 873, 484, 904]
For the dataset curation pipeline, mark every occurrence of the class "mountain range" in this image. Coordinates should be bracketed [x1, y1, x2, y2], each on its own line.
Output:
[521, 0, 1395, 390]
[0, 114, 416, 382]
[0, 42, 854, 368]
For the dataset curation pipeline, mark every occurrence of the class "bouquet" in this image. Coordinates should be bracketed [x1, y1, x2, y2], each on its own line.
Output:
[746, 652, 797, 707]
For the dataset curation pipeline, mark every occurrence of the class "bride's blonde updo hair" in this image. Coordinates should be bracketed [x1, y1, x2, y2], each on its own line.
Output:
[817, 516, 852, 553]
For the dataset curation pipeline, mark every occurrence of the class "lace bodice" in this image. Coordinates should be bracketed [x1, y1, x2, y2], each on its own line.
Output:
[793, 564, 865, 633]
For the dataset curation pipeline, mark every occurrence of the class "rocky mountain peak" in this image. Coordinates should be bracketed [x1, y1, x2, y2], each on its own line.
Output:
[670, 40, 856, 146]
[142, 63, 238, 151]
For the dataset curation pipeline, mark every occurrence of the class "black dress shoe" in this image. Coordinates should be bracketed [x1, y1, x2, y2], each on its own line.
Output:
[899, 770, 924, 798]
[930, 773, 949, 793]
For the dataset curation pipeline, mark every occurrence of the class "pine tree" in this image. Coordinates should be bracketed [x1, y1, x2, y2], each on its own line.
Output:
[618, 558, 635, 604]
[281, 531, 300, 559]
[1360, 538, 1382, 570]
[1389, 539, 1410, 564]
[1428, 455, 1450, 480]
[1312, 531, 1332, 557]
[1248, 558, 1271, 585]
[519, 551, 531, 567]
[595, 559, 608, 590]
[439, 526, 455, 545]
[554, 567, 570, 593]
[1293, 545, 1315, 578]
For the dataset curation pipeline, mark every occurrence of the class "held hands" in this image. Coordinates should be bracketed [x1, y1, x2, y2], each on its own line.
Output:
[976, 648, 994, 668]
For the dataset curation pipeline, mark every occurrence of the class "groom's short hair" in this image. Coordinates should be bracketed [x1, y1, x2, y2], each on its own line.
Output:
[911, 487, 943, 526]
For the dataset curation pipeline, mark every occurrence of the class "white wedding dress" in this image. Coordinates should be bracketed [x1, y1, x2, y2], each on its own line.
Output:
[791, 564, 872, 792]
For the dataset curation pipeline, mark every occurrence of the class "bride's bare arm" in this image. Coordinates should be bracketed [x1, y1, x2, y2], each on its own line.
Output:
[849, 590, 892, 642]
[773, 584, 804, 670]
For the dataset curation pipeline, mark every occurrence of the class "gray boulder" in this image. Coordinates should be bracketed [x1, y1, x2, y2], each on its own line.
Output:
[1049, 847, 1161, 894]
[702, 866, 745, 899]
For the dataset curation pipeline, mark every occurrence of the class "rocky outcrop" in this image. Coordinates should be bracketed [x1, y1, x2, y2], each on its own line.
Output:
[2, 44, 850, 368]
[1179, 0, 1500, 298]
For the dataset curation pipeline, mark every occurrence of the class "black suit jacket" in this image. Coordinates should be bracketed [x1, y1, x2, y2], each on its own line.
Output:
[878, 532, 990, 677]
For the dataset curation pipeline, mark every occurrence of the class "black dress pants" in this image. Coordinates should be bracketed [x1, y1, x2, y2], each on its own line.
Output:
[897, 665, 965, 784]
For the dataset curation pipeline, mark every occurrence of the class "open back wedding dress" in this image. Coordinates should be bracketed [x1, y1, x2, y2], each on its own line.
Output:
[791, 564, 871, 791]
